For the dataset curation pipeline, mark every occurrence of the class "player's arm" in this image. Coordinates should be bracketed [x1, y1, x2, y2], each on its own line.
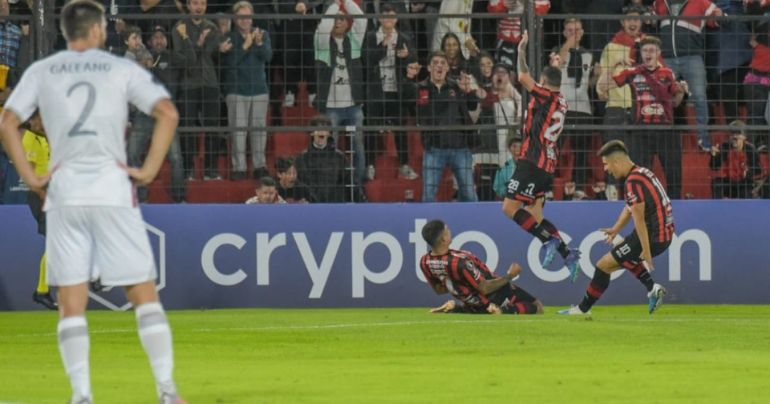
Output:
[517, 30, 536, 92]
[477, 263, 521, 295]
[0, 110, 48, 193]
[601, 206, 632, 244]
[127, 99, 179, 185]
[629, 202, 655, 270]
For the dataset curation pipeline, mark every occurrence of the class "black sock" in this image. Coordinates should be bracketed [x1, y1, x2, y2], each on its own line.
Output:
[629, 264, 655, 292]
[578, 267, 611, 312]
[540, 219, 570, 258]
[500, 300, 539, 314]
[512, 210, 550, 243]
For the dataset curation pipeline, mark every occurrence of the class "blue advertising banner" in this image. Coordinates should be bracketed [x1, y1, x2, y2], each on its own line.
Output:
[1, 201, 768, 311]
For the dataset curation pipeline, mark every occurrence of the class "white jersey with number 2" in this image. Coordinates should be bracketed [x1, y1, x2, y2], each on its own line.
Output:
[5, 48, 169, 210]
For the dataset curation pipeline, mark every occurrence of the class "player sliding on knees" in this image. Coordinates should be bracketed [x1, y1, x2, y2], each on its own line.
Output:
[420, 220, 544, 315]
[559, 141, 671, 315]
[502, 30, 581, 280]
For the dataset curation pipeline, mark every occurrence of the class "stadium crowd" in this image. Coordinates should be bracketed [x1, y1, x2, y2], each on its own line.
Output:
[1, 0, 769, 203]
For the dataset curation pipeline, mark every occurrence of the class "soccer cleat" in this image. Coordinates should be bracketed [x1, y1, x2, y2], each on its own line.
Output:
[159, 393, 187, 404]
[33, 291, 58, 310]
[648, 283, 667, 314]
[69, 396, 93, 404]
[541, 237, 561, 267]
[557, 305, 591, 315]
[564, 249, 582, 283]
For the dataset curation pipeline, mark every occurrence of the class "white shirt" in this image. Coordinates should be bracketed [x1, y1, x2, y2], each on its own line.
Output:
[327, 37, 354, 108]
[5, 49, 169, 209]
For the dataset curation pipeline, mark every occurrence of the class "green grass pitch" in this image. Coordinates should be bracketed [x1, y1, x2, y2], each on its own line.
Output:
[2, 305, 770, 403]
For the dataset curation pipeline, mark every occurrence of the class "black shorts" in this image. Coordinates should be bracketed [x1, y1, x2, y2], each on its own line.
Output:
[27, 191, 46, 236]
[488, 283, 538, 307]
[610, 230, 671, 269]
[505, 159, 553, 205]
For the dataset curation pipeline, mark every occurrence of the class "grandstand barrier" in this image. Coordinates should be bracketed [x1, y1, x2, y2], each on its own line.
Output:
[0, 200, 767, 310]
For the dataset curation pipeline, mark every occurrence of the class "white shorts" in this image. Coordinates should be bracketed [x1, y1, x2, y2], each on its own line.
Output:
[46, 206, 157, 287]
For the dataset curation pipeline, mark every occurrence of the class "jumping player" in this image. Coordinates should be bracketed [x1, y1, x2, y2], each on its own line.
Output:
[559, 140, 671, 315]
[502, 30, 580, 280]
[420, 219, 544, 315]
[0, 1, 184, 402]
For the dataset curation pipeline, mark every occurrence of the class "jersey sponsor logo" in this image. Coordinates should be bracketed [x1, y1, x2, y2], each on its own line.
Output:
[641, 103, 664, 116]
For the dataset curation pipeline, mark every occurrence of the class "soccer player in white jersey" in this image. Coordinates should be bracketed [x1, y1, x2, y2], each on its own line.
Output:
[0, 1, 184, 403]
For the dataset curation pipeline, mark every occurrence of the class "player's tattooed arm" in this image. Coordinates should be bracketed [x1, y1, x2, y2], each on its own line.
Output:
[517, 30, 536, 91]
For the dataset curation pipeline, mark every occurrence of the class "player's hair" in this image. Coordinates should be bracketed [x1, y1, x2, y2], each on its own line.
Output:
[60, 0, 105, 42]
[121, 25, 142, 44]
[422, 220, 447, 248]
[507, 136, 522, 148]
[639, 36, 662, 50]
[259, 176, 277, 188]
[541, 66, 562, 88]
[381, 3, 396, 13]
[597, 140, 629, 157]
[276, 157, 295, 174]
[232, 1, 253, 13]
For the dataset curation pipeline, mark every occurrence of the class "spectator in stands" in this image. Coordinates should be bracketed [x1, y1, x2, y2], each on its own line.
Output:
[295, 115, 348, 203]
[143, 25, 188, 203]
[402, 51, 484, 202]
[275, 1, 323, 107]
[276, 157, 316, 203]
[596, 4, 647, 185]
[224, 1, 273, 181]
[172, 0, 233, 181]
[710, 120, 765, 198]
[477, 61, 522, 201]
[550, 18, 599, 195]
[0, 0, 23, 102]
[137, 0, 184, 35]
[613, 36, 689, 199]
[745, 23, 770, 150]
[124, 25, 173, 203]
[493, 136, 522, 199]
[245, 176, 288, 204]
[653, 0, 724, 151]
[363, 3, 418, 181]
[488, 0, 551, 72]
[439, 33, 468, 86]
[314, 0, 368, 184]
[431, 0, 479, 62]
[558, 0, 623, 57]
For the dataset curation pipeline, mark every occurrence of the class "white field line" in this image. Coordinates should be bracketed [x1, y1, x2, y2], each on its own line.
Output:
[1, 317, 769, 339]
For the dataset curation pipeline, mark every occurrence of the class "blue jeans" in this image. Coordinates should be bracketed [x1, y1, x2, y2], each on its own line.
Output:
[666, 55, 710, 148]
[127, 112, 186, 202]
[422, 148, 478, 202]
[326, 105, 366, 184]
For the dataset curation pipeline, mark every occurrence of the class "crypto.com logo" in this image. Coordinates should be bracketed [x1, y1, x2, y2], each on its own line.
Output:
[88, 222, 166, 311]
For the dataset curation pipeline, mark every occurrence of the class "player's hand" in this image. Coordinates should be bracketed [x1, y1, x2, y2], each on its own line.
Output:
[406, 62, 421, 79]
[127, 167, 157, 186]
[429, 300, 456, 313]
[642, 251, 655, 271]
[507, 263, 522, 279]
[518, 30, 529, 53]
[486, 303, 502, 315]
[601, 227, 619, 244]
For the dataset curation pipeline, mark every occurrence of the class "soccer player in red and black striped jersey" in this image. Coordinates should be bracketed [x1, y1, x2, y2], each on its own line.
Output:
[559, 141, 672, 315]
[611, 35, 689, 199]
[501, 30, 581, 280]
[419, 219, 543, 315]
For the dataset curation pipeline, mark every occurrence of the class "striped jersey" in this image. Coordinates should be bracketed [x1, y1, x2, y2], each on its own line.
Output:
[419, 249, 495, 308]
[624, 166, 675, 243]
[613, 65, 680, 125]
[519, 84, 567, 174]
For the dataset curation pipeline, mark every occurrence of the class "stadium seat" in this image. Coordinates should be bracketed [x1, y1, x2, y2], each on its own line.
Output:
[681, 152, 712, 199]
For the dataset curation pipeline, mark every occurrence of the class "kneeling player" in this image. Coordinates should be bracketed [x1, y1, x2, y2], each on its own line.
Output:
[420, 219, 544, 315]
[559, 141, 670, 315]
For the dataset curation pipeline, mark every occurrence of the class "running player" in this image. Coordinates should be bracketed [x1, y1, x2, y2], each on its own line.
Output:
[420, 219, 544, 315]
[0, 1, 184, 402]
[559, 140, 671, 315]
[502, 30, 581, 280]
[22, 113, 57, 310]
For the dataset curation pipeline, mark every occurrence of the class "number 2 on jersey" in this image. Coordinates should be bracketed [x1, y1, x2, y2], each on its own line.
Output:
[66, 81, 97, 137]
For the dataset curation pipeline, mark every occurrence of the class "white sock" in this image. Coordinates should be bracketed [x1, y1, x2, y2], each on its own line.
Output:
[135, 302, 176, 396]
[57, 316, 92, 400]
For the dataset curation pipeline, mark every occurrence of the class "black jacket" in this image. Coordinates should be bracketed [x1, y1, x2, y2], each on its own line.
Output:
[363, 30, 416, 102]
[295, 143, 347, 203]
